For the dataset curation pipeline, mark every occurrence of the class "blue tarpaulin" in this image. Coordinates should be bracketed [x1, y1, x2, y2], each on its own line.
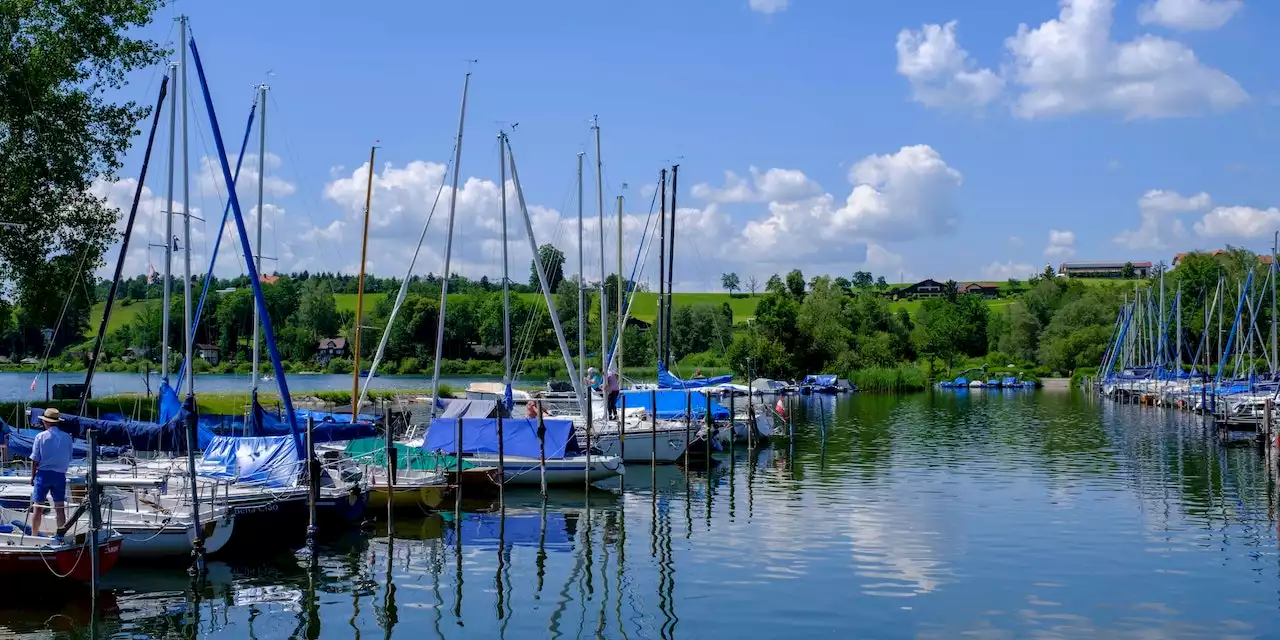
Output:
[28, 407, 211, 453]
[196, 403, 376, 443]
[197, 435, 299, 488]
[1, 420, 125, 459]
[621, 390, 730, 420]
[424, 418, 581, 459]
[802, 374, 838, 387]
[656, 360, 733, 389]
[158, 381, 181, 423]
[442, 511, 574, 550]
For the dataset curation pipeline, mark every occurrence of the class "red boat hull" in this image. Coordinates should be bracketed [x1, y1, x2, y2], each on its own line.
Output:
[0, 538, 123, 581]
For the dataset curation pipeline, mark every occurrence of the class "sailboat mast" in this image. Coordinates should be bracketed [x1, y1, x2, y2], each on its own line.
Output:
[180, 15, 194, 398]
[352, 145, 376, 420]
[666, 165, 678, 366]
[500, 133, 511, 401]
[252, 83, 267, 390]
[1272, 231, 1277, 373]
[430, 72, 471, 418]
[162, 61, 177, 382]
[616, 194, 624, 376]
[657, 169, 666, 367]
[507, 139, 583, 400]
[593, 117, 606, 374]
[577, 152, 586, 382]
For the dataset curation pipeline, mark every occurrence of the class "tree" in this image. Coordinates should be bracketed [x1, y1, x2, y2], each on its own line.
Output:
[1043, 264, 1057, 280]
[1121, 261, 1136, 279]
[785, 269, 806, 299]
[530, 244, 566, 292]
[875, 276, 888, 290]
[746, 275, 759, 297]
[1006, 278, 1021, 291]
[721, 272, 741, 295]
[852, 271, 874, 289]
[2, 0, 166, 346]
[944, 279, 959, 302]
[834, 277, 853, 295]
[765, 274, 786, 295]
[297, 279, 340, 340]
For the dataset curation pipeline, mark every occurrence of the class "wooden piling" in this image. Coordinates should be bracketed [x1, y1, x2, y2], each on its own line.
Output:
[306, 415, 317, 548]
[87, 429, 100, 596]
[618, 394, 626, 491]
[729, 393, 736, 456]
[705, 392, 713, 464]
[384, 406, 395, 526]
[537, 399, 547, 501]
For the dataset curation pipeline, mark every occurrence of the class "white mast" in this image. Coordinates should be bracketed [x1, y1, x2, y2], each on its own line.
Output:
[507, 139, 583, 402]
[577, 152, 586, 385]
[162, 61, 177, 381]
[180, 15, 193, 398]
[593, 117, 607, 374]
[429, 72, 471, 418]
[252, 83, 267, 389]
[500, 133, 511, 405]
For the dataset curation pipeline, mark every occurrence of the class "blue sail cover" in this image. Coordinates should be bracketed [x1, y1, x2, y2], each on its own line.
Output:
[0, 419, 125, 459]
[656, 360, 733, 389]
[197, 435, 299, 488]
[802, 374, 838, 387]
[443, 511, 574, 550]
[157, 381, 182, 423]
[195, 403, 375, 443]
[28, 408, 212, 453]
[621, 390, 730, 420]
[424, 418, 580, 459]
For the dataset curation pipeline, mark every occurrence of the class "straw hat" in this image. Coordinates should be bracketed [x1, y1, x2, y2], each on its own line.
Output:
[38, 407, 63, 424]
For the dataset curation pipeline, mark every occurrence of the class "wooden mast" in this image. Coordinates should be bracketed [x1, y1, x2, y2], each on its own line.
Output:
[353, 145, 376, 421]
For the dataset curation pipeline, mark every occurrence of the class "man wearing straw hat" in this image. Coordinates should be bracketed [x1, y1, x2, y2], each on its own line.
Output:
[30, 407, 71, 537]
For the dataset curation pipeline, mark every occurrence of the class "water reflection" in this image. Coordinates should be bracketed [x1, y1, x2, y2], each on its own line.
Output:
[8, 391, 1280, 638]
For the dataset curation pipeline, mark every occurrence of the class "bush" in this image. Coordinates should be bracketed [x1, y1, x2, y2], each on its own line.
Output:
[193, 358, 213, 373]
[397, 357, 421, 375]
[325, 357, 352, 375]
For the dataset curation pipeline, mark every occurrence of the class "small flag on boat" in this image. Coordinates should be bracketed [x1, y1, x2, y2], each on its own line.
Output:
[29, 375, 37, 391]
[775, 397, 786, 417]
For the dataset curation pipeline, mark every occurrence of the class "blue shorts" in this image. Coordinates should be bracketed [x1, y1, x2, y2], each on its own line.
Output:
[32, 470, 67, 504]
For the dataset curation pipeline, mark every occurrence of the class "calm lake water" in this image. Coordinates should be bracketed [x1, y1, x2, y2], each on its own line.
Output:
[1, 372, 484, 402]
[5, 390, 1280, 639]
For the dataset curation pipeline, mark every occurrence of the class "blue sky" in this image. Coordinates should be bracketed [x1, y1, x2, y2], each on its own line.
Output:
[99, 0, 1280, 289]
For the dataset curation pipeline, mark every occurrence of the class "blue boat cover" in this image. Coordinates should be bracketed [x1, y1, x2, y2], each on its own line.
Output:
[0, 420, 125, 459]
[293, 408, 378, 423]
[443, 511, 573, 550]
[802, 374, 838, 387]
[197, 435, 299, 488]
[196, 403, 376, 443]
[657, 360, 733, 389]
[158, 381, 182, 423]
[28, 407, 212, 453]
[424, 418, 582, 459]
[621, 390, 730, 420]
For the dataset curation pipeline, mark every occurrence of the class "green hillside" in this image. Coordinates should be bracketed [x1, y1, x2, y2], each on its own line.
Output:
[87, 298, 158, 337]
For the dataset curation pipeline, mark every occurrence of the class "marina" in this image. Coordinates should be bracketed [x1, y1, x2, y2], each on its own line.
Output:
[2, 391, 1278, 638]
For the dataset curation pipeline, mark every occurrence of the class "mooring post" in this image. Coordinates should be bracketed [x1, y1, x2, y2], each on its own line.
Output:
[618, 394, 626, 491]
[537, 400, 547, 501]
[729, 393, 736, 456]
[684, 391, 691, 465]
[650, 386, 660, 468]
[385, 405, 395, 527]
[87, 428, 100, 597]
[455, 417, 464, 513]
[306, 415, 317, 550]
[496, 409, 505, 508]
[705, 391, 713, 464]
[584, 386, 593, 492]
[1266, 398, 1273, 443]
[747, 396, 757, 451]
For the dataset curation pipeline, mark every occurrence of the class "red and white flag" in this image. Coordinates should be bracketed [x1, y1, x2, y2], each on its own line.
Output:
[29, 375, 37, 391]
[775, 397, 786, 417]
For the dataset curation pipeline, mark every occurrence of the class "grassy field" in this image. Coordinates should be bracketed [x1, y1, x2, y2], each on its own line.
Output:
[87, 298, 158, 337]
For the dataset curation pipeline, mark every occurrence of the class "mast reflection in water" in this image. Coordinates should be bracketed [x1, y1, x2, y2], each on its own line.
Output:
[10, 391, 1280, 639]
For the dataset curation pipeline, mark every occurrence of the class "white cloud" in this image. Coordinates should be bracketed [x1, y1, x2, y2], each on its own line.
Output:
[1138, 0, 1242, 30]
[1193, 206, 1280, 238]
[1044, 229, 1077, 258]
[901, 0, 1247, 118]
[1007, 235, 1024, 247]
[1113, 189, 1209, 249]
[896, 21, 1004, 108]
[982, 261, 1036, 280]
[748, 0, 788, 14]
[690, 167, 820, 204]
[735, 145, 962, 265]
[1005, 0, 1247, 118]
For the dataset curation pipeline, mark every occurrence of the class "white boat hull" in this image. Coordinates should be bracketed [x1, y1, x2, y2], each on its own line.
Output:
[463, 455, 623, 486]
[588, 430, 689, 463]
[115, 513, 235, 559]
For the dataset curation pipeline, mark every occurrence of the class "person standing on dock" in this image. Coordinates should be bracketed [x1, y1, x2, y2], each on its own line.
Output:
[29, 408, 71, 537]
[584, 367, 603, 395]
[605, 369, 620, 420]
